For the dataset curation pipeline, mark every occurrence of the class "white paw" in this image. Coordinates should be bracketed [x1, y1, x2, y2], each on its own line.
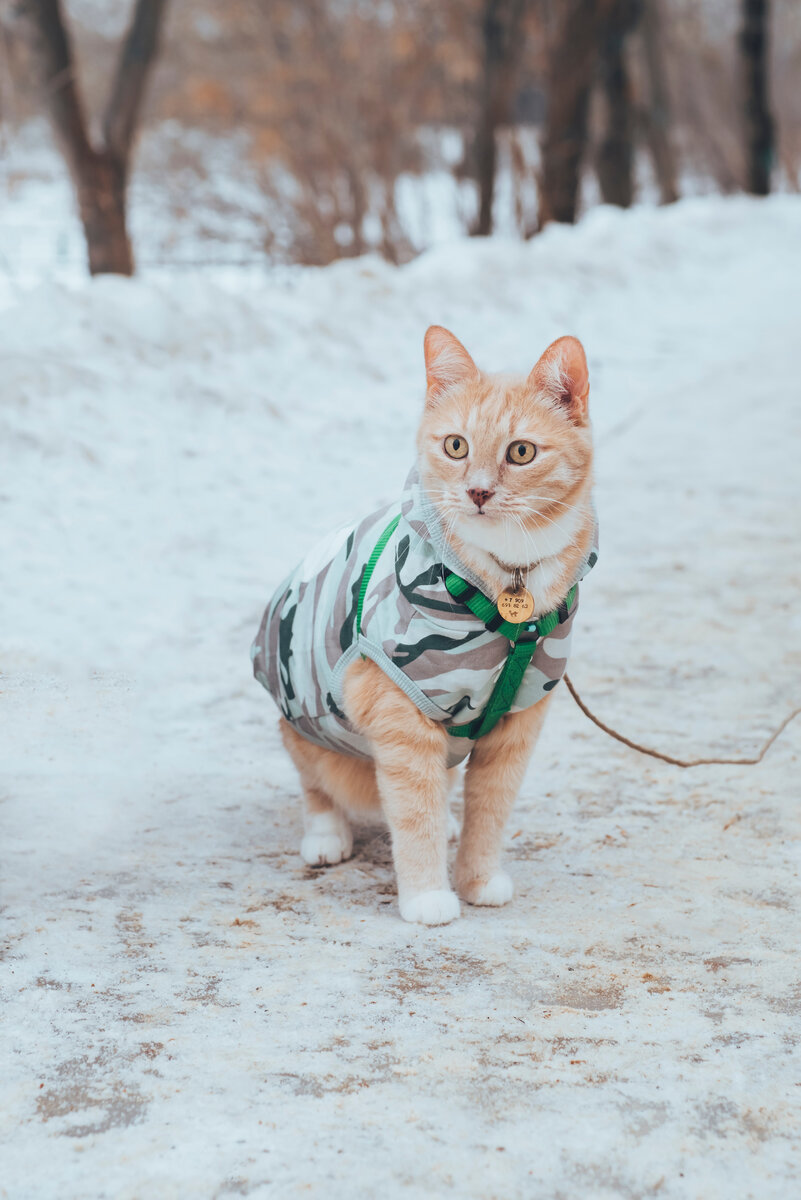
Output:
[300, 810, 353, 867]
[399, 889, 460, 926]
[447, 810, 461, 842]
[469, 871, 514, 907]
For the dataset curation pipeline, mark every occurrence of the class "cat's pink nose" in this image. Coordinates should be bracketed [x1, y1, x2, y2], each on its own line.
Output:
[467, 487, 495, 510]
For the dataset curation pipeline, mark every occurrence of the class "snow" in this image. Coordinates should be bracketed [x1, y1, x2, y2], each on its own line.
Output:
[2, 196, 801, 1198]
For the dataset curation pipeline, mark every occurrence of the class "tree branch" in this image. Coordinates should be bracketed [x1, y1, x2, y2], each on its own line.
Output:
[103, 0, 168, 166]
[6, 0, 92, 175]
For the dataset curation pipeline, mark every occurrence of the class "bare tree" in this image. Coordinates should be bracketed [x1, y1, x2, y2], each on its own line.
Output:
[639, 0, 678, 203]
[6, 0, 169, 274]
[739, 0, 774, 195]
[472, 0, 527, 236]
[595, 0, 642, 208]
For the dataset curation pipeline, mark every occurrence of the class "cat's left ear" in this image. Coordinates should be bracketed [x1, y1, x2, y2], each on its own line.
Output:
[528, 336, 590, 425]
[424, 326, 479, 405]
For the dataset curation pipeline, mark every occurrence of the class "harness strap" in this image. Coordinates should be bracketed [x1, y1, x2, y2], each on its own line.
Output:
[356, 513, 400, 638]
[445, 575, 577, 741]
[447, 637, 539, 740]
[355, 511, 576, 741]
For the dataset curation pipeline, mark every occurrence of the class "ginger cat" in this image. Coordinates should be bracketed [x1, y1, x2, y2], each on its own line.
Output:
[252, 327, 596, 925]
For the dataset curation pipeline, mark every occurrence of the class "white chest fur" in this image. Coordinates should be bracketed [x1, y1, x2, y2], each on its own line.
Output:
[453, 503, 588, 608]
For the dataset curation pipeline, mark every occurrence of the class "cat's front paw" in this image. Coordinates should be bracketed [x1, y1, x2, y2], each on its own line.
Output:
[458, 870, 514, 907]
[300, 810, 353, 867]
[399, 889, 460, 926]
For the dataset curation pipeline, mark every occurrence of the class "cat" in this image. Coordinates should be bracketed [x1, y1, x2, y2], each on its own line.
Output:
[252, 326, 596, 925]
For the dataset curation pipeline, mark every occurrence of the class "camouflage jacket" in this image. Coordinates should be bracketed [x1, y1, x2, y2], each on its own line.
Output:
[252, 469, 597, 768]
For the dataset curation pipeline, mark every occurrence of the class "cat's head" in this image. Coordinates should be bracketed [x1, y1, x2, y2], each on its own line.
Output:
[416, 326, 594, 568]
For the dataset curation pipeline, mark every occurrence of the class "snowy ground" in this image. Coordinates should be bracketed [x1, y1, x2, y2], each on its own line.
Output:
[2, 197, 801, 1198]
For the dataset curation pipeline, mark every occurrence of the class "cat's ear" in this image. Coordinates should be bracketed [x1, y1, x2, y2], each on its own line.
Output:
[424, 326, 479, 404]
[528, 336, 590, 424]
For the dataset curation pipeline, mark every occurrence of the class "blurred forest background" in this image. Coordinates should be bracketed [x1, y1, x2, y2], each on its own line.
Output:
[0, 0, 796, 274]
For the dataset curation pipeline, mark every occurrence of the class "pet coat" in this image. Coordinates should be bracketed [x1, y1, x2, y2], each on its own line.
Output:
[252, 468, 597, 768]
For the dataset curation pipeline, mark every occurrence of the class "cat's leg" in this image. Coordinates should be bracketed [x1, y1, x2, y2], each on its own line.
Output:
[343, 659, 459, 926]
[455, 694, 553, 906]
[279, 718, 353, 866]
[446, 768, 462, 841]
[299, 787, 354, 867]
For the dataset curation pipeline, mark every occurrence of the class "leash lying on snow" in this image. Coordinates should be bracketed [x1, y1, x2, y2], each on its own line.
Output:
[563, 674, 801, 768]
[345, 510, 798, 767]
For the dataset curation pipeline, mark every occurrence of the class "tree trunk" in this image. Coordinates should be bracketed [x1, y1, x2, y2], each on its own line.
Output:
[596, 0, 641, 208]
[472, 0, 525, 236]
[76, 151, 134, 276]
[7, 0, 167, 275]
[538, 0, 607, 228]
[739, 0, 774, 195]
[640, 0, 678, 203]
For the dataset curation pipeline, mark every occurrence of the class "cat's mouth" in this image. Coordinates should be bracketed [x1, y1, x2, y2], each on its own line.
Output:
[461, 500, 498, 518]
[465, 505, 508, 523]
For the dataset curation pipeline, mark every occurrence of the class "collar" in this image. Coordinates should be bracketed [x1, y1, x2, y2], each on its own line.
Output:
[488, 551, 544, 575]
[444, 571, 578, 642]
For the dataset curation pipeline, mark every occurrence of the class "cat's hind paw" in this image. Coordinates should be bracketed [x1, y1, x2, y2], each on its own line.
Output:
[399, 889, 460, 926]
[460, 870, 514, 907]
[300, 810, 353, 867]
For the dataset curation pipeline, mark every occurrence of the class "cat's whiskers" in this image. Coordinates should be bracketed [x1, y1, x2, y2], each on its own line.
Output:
[522, 495, 574, 513]
[520, 507, 566, 532]
[406, 487, 457, 558]
[508, 510, 544, 570]
[490, 500, 561, 534]
[440, 510, 471, 613]
[503, 502, 577, 537]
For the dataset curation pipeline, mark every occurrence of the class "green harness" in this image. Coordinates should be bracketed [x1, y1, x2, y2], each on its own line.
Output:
[357, 514, 576, 743]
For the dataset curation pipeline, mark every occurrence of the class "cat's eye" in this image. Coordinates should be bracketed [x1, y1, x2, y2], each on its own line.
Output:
[444, 435, 469, 460]
[506, 440, 537, 465]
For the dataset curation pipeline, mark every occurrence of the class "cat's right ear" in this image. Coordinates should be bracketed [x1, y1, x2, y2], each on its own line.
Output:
[423, 326, 479, 405]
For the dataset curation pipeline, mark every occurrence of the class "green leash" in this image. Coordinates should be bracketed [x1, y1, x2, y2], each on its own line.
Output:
[355, 513, 576, 741]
